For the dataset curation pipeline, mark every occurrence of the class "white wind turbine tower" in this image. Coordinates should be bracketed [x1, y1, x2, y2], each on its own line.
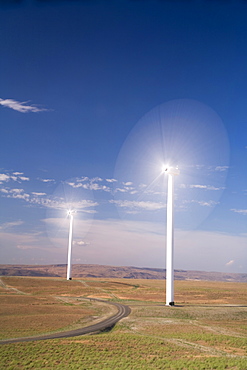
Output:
[163, 165, 180, 306]
[67, 209, 75, 280]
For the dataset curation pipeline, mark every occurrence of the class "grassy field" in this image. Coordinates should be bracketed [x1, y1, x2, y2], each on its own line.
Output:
[0, 276, 246, 369]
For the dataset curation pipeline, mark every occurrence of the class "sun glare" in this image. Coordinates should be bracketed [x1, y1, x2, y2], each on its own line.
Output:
[114, 99, 229, 229]
[45, 179, 95, 248]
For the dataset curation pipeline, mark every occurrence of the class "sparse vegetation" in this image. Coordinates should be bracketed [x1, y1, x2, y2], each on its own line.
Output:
[0, 276, 246, 369]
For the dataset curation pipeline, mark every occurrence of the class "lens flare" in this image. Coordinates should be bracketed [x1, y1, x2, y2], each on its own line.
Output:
[114, 99, 229, 229]
[45, 178, 96, 248]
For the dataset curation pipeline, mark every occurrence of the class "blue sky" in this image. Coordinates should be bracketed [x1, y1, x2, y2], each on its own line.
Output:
[0, 0, 246, 273]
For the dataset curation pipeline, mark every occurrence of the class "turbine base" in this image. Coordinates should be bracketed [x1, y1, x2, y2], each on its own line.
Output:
[168, 301, 175, 306]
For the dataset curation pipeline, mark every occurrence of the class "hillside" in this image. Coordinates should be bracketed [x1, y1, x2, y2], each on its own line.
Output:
[0, 264, 246, 282]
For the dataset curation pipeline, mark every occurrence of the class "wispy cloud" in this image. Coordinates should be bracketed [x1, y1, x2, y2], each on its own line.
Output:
[214, 166, 229, 172]
[1, 216, 246, 271]
[196, 201, 216, 207]
[17, 245, 36, 250]
[38, 178, 56, 183]
[67, 181, 111, 192]
[0, 98, 48, 113]
[31, 192, 47, 196]
[66, 177, 140, 195]
[0, 220, 23, 230]
[115, 187, 128, 193]
[188, 165, 229, 172]
[231, 209, 247, 216]
[91, 177, 103, 182]
[29, 197, 98, 213]
[110, 199, 165, 212]
[0, 185, 97, 213]
[185, 200, 219, 207]
[189, 184, 224, 191]
[66, 177, 111, 192]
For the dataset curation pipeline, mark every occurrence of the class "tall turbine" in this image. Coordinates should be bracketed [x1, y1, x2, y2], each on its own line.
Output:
[67, 210, 75, 280]
[163, 166, 180, 306]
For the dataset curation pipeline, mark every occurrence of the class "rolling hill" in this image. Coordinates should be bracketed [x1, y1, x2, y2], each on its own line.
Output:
[0, 264, 246, 282]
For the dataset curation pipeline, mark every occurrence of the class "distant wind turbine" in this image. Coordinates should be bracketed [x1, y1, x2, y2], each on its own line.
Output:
[67, 210, 75, 280]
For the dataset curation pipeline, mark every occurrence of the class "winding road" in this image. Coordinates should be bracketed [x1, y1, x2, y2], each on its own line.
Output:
[0, 298, 131, 345]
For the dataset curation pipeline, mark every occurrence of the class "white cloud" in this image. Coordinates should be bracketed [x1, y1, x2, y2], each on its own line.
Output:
[67, 182, 82, 188]
[190, 185, 208, 189]
[77, 177, 89, 182]
[0, 98, 48, 113]
[115, 188, 128, 193]
[225, 259, 234, 266]
[88, 183, 110, 192]
[0, 174, 10, 183]
[73, 240, 90, 246]
[0, 188, 9, 194]
[130, 190, 138, 195]
[38, 178, 55, 183]
[106, 178, 117, 183]
[123, 181, 133, 186]
[10, 193, 30, 200]
[0, 172, 29, 183]
[10, 188, 24, 194]
[231, 209, 247, 216]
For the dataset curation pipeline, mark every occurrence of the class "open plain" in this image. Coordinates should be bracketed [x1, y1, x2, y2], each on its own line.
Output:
[0, 275, 246, 369]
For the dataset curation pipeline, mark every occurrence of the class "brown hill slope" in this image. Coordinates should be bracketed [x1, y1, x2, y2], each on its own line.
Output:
[0, 264, 246, 282]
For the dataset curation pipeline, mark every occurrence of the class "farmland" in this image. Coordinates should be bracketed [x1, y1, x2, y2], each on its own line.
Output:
[0, 276, 246, 369]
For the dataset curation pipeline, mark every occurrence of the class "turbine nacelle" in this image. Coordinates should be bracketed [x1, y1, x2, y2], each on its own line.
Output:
[67, 209, 76, 217]
[162, 165, 180, 176]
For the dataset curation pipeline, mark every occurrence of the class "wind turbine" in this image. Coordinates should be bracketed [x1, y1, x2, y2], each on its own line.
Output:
[163, 165, 180, 306]
[67, 209, 75, 280]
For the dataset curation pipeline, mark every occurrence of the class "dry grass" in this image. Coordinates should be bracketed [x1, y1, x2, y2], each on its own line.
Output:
[0, 276, 246, 369]
[0, 277, 115, 339]
[81, 278, 247, 305]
